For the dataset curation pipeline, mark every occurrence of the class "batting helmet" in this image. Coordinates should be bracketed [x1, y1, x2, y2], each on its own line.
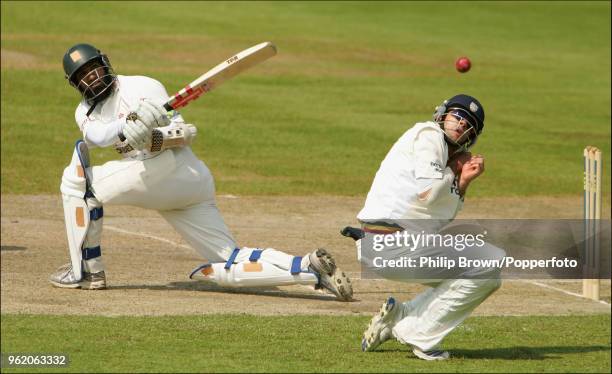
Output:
[62, 43, 116, 105]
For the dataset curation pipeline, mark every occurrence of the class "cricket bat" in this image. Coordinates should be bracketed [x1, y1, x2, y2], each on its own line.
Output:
[119, 41, 277, 141]
[163, 41, 277, 111]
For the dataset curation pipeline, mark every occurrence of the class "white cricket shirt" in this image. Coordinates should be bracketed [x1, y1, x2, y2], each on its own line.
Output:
[357, 121, 463, 221]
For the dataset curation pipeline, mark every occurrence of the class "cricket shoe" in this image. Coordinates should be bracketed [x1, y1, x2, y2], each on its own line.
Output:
[49, 263, 107, 290]
[361, 296, 402, 352]
[412, 346, 450, 361]
[308, 248, 353, 301]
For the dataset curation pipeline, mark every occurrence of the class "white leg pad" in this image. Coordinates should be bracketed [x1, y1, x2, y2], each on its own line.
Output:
[209, 261, 318, 287]
[190, 247, 318, 287]
[234, 247, 312, 271]
[82, 197, 105, 273]
[61, 194, 89, 281]
[60, 142, 105, 280]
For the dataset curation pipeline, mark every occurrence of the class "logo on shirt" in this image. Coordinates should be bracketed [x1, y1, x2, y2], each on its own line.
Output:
[430, 161, 443, 172]
[450, 175, 464, 201]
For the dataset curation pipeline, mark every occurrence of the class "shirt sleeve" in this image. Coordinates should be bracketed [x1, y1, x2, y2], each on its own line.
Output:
[83, 119, 124, 147]
[412, 126, 446, 180]
[410, 126, 455, 205]
[75, 105, 123, 148]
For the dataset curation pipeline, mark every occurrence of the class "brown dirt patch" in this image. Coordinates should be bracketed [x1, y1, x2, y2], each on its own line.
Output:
[1, 49, 45, 70]
[1, 194, 609, 317]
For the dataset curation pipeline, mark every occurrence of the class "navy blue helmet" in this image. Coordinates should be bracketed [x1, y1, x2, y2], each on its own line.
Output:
[433, 94, 485, 149]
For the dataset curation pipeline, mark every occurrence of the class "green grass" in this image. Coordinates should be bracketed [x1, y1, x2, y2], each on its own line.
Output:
[1, 1, 610, 197]
[1, 314, 610, 372]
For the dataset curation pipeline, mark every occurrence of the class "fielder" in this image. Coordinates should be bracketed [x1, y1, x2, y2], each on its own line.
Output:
[49, 43, 353, 301]
[349, 94, 505, 360]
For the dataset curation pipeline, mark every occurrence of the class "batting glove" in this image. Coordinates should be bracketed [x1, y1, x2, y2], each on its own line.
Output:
[122, 118, 150, 150]
[133, 100, 170, 130]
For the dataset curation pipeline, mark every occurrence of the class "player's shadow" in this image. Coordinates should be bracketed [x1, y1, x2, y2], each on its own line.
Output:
[110, 281, 351, 302]
[374, 345, 609, 360]
[450, 345, 610, 360]
[1, 245, 26, 251]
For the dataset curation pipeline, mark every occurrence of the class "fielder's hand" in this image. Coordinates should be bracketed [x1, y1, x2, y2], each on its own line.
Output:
[447, 151, 472, 176]
[460, 154, 485, 184]
[122, 118, 150, 150]
[453, 154, 484, 197]
[132, 99, 170, 130]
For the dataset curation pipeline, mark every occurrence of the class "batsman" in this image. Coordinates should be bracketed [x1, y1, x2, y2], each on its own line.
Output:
[50, 43, 352, 301]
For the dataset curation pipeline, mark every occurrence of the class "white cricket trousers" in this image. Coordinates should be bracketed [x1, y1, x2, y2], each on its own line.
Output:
[365, 236, 505, 351]
[392, 276, 502, 351]
[91, 147, 237, 261]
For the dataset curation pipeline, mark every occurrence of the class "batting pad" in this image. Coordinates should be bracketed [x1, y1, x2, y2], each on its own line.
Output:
[60, 141, 105, 280]
[189, 247, 318, 287]
[191, 262, 318, 288]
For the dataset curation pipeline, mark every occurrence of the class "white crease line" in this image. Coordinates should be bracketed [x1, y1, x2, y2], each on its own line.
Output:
[105, 225, 193, 252]
[521, 280, 610, 306]
[347, 273, 611, 305]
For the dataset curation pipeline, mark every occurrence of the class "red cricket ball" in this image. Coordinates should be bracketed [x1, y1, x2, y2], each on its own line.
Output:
[455, 57, 471, 73]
